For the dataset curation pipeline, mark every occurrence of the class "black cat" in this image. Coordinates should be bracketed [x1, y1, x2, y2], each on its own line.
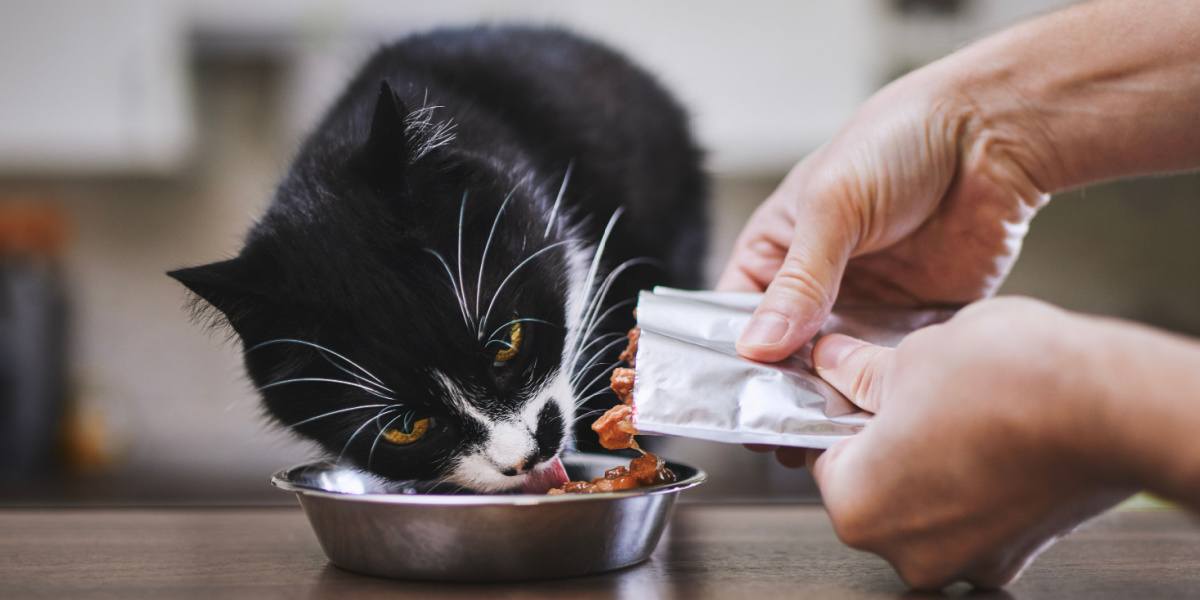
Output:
[169, 26, 705, 491]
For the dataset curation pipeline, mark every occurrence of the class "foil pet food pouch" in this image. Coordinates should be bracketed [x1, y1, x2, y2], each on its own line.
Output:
[631, 288, 953, 449]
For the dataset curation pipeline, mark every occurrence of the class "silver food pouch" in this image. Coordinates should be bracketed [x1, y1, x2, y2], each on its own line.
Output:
[631, 287, 953, 449]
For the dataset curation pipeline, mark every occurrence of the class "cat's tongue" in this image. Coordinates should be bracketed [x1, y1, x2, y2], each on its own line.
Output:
[521, 456, 570, 494]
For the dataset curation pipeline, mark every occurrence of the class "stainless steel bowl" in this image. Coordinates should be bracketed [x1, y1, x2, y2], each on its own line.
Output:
[271, 453, 706, 581]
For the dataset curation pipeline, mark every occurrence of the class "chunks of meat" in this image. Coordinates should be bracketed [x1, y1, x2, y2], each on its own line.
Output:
[546, 452, 676, 495]
[592, 403, 638, 451]
[618, 327, 639, 367]
[547, 327, 676, 495]
[610, 368, 635, 406]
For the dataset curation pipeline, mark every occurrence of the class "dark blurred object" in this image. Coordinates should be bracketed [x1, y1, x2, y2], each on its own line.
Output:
[0, 204, 68, 480]
[892, 0, 965, 17]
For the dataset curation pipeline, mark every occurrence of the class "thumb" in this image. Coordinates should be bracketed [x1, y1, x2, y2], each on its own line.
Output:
[736, 204, 854, 362]
[812, 334, 893, 413]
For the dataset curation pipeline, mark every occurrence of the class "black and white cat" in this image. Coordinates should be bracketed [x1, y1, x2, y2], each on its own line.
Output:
[169, 26, 706, 492]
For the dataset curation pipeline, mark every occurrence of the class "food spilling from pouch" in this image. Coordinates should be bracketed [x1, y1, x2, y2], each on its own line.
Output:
[548, 327, 676, 494]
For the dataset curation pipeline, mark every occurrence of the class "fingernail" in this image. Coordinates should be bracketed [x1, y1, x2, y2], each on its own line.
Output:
[814, 334, 862, 371]
[741, 311, 790, 347]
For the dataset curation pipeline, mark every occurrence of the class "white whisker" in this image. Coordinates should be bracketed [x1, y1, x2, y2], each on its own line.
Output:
[423, 248, 473, 330]
[248, 338, 390, 390]
[485, 317, 560, 344]
[544, 161, 574, 239]
[570, 337, 628, 388]
[570, 296, 638, 367]
[260, 377, 394, 400]
[570, 331, 623, 371]
[574, 352, 625, 395]
[320, 351, 382, 392]
[476, 187, 517, 317]
[289, 403, 392, 428]
[573, 385, 618, 409]
[368, 410, 411, 470]
[478, 240, 572, 339]
[338, 407, 400, 463]
[456, 190, 471, 322]
[571, 257, 653, 364]
[575, 208, 624, 326]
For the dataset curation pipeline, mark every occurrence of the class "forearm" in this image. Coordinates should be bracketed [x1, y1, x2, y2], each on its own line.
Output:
[1079, 314, 1200, 510]
[937, 0, 1200, 193]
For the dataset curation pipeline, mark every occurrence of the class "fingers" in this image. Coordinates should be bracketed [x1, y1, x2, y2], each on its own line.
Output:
[736, 204, 855, 362]
[717, 204, 794, 293]
[812, 334, 893, 413]
[774, 447, 807, 468]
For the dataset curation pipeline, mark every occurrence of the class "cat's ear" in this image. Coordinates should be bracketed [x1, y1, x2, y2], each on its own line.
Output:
[354, 80, 410, 191]
[167, 258, 271, 338]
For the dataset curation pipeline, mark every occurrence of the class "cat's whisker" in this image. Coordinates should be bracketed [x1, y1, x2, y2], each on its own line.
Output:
[260, 377, 395, 400]
[485, 317, 560, 344]
[478, 240, 573, 339]
[571, 208, 624, 334]
[288, 403, 393, 428]
[485, 339, 514, 350]
[423, 248, 473, 330]
[337, 406, 401, 464]
[320, 351, 386, 394]
[573, 360, 622, 399]
[570, 336, 627, 387]
[476, 186, 517, 317]
[248, 338, 390, 390]
[572, 406, 611, 421]
[570, 296, 637, 367]
[571, 258, 655, 363]
[572, 386, 619, 411]
[544, 161, 574, 239]
[569, 331, 623, 374]
[367, 410, 412, 471]
[456, 191, 472, 324]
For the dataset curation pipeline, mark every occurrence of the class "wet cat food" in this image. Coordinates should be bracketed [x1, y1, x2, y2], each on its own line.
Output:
[549, 327, 677, 494]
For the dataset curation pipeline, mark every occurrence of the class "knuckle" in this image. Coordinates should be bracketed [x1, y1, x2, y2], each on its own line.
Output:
[772, 259, 834, 310]
[846, 347, 885, 408]
[826, 504, 878, 551]
[892, 557, 957, 591]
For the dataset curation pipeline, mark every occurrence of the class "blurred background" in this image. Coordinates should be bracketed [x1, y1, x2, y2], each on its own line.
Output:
[2, 0, 1196, 505]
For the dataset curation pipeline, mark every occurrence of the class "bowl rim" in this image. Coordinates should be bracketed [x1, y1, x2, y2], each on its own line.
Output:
[271, 453, 707, 506]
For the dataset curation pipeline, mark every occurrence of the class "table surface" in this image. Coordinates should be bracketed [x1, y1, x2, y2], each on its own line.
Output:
[2, 504, 1198, 599]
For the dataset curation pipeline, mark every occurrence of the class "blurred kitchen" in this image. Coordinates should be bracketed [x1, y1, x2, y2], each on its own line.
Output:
[2, 0, 1196, 505]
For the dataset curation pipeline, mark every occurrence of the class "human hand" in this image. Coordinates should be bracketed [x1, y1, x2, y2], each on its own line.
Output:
[718, 64, 1053, 362]
[807, 297, 1134, 590]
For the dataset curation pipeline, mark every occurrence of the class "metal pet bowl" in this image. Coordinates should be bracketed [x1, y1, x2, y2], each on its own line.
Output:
[272, 453, 706, 581]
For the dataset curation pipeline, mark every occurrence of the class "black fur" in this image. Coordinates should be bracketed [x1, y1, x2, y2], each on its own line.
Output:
[169, 26, 705, 489]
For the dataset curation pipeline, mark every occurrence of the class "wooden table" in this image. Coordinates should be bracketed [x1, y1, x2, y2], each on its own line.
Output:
[2, 505, 1198, 599]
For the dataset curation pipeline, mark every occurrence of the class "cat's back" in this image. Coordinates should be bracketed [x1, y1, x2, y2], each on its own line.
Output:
[330, 26, 699, 185]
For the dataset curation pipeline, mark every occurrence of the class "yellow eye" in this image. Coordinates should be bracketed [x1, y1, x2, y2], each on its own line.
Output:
[383, 417, 431, 445]
[493, 321, 523, 364]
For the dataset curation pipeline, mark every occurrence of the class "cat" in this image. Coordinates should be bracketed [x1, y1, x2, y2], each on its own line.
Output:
[169, 26, 706, 492]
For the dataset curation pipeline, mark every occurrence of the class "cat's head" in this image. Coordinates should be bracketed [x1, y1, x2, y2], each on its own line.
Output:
[169, 82, 595, 491]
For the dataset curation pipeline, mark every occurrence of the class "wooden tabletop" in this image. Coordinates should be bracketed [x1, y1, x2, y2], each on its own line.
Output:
[2, 504, 1198, 599]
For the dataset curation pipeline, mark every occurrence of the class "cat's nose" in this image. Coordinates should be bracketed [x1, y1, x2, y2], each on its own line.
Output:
[501, 450, 541, 476]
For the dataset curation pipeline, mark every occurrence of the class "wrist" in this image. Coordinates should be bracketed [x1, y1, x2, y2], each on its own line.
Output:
[1080, 316, 1200, 504]
[922, 31, 1064, 199]
[928, 0, 1200, 194]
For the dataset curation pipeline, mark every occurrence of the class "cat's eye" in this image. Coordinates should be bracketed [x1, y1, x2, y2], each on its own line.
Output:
[382, 417, 432, 445]
[492, 321, 523, 366]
